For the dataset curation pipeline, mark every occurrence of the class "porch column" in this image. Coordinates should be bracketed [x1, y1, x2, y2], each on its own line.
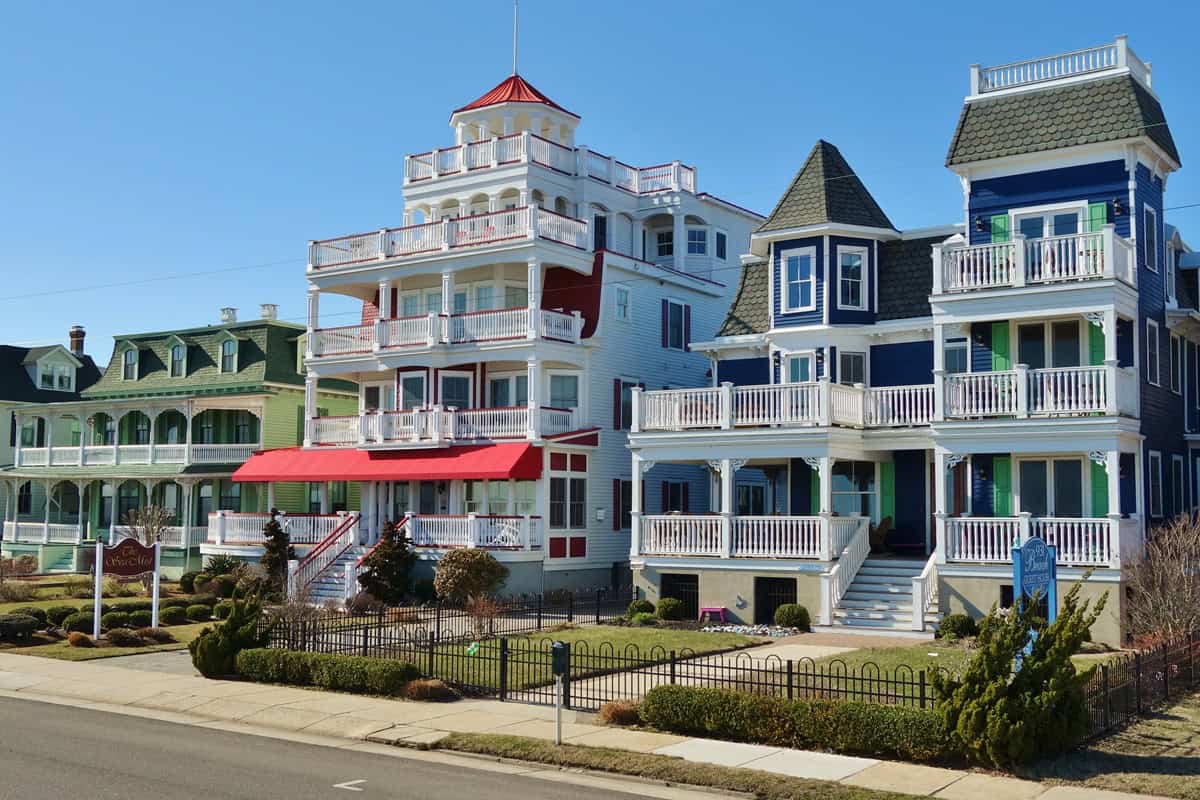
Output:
[719, 459, 735, 558]
[817, 457, 834, 560]
[631, 218, 644, 260]
[672, 209, 685, 269]
[932, 323, 946, 422]
[266, 482, 275, 513]
[75, 481, 88, 543]
[527, 257, 540, 339]
[319, 481, 330, 514]
[148, 412, 157, 464]
[440, 272, 453, 317]
[305, 288, 319, 358]
[181, 481, 194, 543]
[44, 416, 54, 467]
[78, 416, 88, 466]
[42, 479, 52, 543]
[303, 372, 317, 447]
[629, 453, 647, 559]
[376, 279, 392, 349]
[184, 401, 194, 465]
[1104, 308, 1120, 416]
[934, 450, 949, 564]
[526, 356, 540, 439]
[12, 412, 21, 467]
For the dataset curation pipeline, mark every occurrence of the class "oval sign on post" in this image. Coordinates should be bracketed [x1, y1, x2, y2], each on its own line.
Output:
[1020, 536, 1053, 600]
[103, 538, 157, 578]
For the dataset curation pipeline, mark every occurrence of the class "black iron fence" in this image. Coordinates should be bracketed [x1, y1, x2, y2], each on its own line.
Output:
[1084, 630, 1200, 738]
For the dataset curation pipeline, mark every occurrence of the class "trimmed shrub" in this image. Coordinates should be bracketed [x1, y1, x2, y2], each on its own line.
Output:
[626, 599, 655, 619]
[598, 700, 641, 726]
[9, 606, 48, 627]
[67, 631, 94, 648]
[935, 613, 978, 641]
[0, 614, 40, 641]
[403, 678, 457, 702]
[656, 597, 685, 621]
[0, 581, 37, 603]
[191, 573, 214, 593]
[210, 574, 238, 599]
[189, 594, 267, 678]
[204, 554, 241, 576]
[179, 571, 201, 594]
[235, 648, 420, 696]
[773, 604, 811, 632]
[102, 578, 138, 597]
[129, 610, 153, 629]
[100, 611, 131, 630]
[214, 601, 234, 620]
[107, 628, 144, 647]
[186, 604, 211, 622]
[63, 612, 95, 633]
[46, 605, 78, 627]
[160, 597, 192, 610]
[188, 593, 218, 608]
[118, 600, 153, 613]
[159, 606, 188, 626]
[136, 628, 176, 644]
[630, 612, 657, 626]
[640, 685, 948, 763]
[433, 549, 508, 603]
[81, 602, 113, 615]
[236, 648, 315, 685]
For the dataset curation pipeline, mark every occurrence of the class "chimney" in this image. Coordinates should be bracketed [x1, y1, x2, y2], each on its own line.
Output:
[259, 303, 278, 321]
[68, 325, 85, 356]
[220, 307, 238, 324]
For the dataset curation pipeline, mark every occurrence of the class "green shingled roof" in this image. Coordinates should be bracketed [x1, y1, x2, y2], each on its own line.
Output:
[947, 75, 1179, 166]
[757, 141, 895, 234]
[717, 260, 769, 336]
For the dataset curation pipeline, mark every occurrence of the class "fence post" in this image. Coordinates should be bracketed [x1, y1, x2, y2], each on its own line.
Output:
[919, 670, 927, 710]
[786, 660, 794, 700]
[537, 593, 543, 630]
[427, 631, 435, 677]
[1190, 631, 1195, 686]
[561, 642, 572, 710]
[568, 593, 574, 623]
[595, 589, 601, 625]
[435, 603, 443, 643]
[1101, 664, 1111, 731]
[669, 650, 677, 685]
[499, 638, 509, 701]
[361, 619, 369, 658]
[1135, 651, 1143, 714]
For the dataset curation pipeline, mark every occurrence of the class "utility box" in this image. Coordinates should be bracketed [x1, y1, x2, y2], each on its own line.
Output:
[550, 641, 569, 676]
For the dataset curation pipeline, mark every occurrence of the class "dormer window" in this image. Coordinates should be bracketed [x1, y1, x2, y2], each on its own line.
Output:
[171, 345, 185, 377]
[38, 364, 73, 392]
[220, 339, 237, 373]
[837, 246, 868, 311]
[781, 246, 816, 313]
[122, 349, 138, 380]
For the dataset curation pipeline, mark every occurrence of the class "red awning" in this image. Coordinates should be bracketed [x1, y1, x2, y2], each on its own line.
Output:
[232, 444, 542, 483]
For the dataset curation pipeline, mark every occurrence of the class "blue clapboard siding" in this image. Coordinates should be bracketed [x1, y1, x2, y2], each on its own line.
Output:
[827, 235, 876, 324]
[772, 236, 825, 328]
[891, 449, 926, 548]
[718, 357, 770, 387]
[870, 341, 933, 387]
[971, 454, 995, 517]
[1118, 318, 1134, 368]
[970, 323, 993, 373]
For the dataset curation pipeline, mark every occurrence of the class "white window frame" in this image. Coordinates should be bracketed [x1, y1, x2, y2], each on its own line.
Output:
[360, 380, 396, 413]
[169, 343, 187, 378]
[121, 348, 138, 381]
[838, 351, 867, 386]
[655, 230, 673, 259]
[715, 229, 728, 261]
[686, 227, 707, 256]
[1009, 200, 1087, 242]
[487, 371, 528, 409]
[780, 246, 817, 313]
[1144, 205, 1159, 272]
[836, 245, 869, 311]
[398, 372, 427, 410]
[1172, 454, 1186, 515]
[944, 338, 969, 374]
[438, 370, 474, 410]
[665, 298, 686, 351]
[614, 287, 630, 321]
[218, 336, 239, 373]
[37, 357, 75, 393]
[546, 370, 582, 410]
[1014, 319, 1089, 370]
[783, 351, 815, 384]
[1014, 456, 1090, 517]
[1149, 450, 1163, 518]
[1166, 243, 1177, 304]
[1147, 319, 1160, 386]
[1171, 333, 1183, 394]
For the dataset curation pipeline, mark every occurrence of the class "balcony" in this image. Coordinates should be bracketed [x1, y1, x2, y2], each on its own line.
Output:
[109, 525, 206, 549]
[14, 442, 260, 469]
[402, 130, 696, 195]
[634, 513, 867, 561]
[309, 307, 582, 360]
[205, 511, 347, 547]
[3, 521, 90, 545]
[308, 206, 588, 271]
[942, 514, 1142, 569]
[306, 406, 579, 448]
[406, 514, 543, 551]
[934, 227, 1135, 295]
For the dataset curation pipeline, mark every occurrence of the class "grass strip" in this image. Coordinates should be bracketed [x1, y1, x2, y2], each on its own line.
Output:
[437, 732, 920, 800]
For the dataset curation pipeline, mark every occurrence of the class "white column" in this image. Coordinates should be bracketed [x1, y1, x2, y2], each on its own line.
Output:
[630, 453, 644, 559]
[1106, 450, 1122, 568]
[12, 413, 21, 467]
[184, 402, 194, 465]
[304, 373, 317, 447]
[306, 288, 319, 357]
[319, 482, 330, 514]
[42, 480, 52, 543]
[148, 412, 157, 463]
[719, 459, 735, 558]
[527, 257, 540, 339]
[1104, 308, 1120, 416]
[266, 482, 275, 513]
[75, 481, 88, 543]
[526, 356, 540, 439]
[933, 323, 946, 422]
[934, 450, 948, 564]
[631, 218, 644, 260]
[44, 416, 54, 466]
[672, 210, 685, 269]
[441, 271, 453, 316]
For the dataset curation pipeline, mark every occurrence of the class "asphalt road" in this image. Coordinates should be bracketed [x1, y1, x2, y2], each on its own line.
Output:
[0, 696, 640, 800]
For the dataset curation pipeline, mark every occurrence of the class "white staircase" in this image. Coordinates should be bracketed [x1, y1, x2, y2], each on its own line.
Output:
[306, 546, 367, 605]
[831, 559, 941, 631]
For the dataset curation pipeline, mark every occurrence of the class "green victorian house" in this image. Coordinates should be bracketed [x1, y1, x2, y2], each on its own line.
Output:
[1, 306, 357, 577]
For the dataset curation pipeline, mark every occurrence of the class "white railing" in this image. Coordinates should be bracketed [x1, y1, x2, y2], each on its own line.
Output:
[540, 406, 575, 436]
[945, 515, 1117, 568]
[314, 306, 582, 355]
[910, 554, 938, 632]
[1026, 231, 1105, 283]
[409, 515, 470, 548]
[207, 511, 273, 545]
[311, 405, 577, 446]
[45, 523, 82, 543]
[944, 371, 1020, 417]
[18, 448, 48, 466]
[475, 516, 540, 549]
[119, 445, 151, 464]
[828, 516, 866, 561]
[829, 384, 865, 427]
[49, 448, 78, 466]
[385, 221, 443, 256]
[17, 442, 256, 467]
[940, 241, 1016, 291]
[311, 324, 374, 356]
[454, 407, 528, 440]
[976, 39, 1131, 93]
[450, 207, 528, 248]
[83, 445, 115, 465]
[540, 308, 582, 342]
[1027, 365, 1107, 415]
[3, 521, 45, 543]
[732, 516, 821, 559]
[1032, 517, 1113, 567]
[281, 513, 345, 545]
[733, 383, 821, 426]
[640, 387, 724, 430]
[819, 516, 871, 626]
[866, 384, 935, 426]
[111, 525, 204, 548]
[384, 315, 434, 348]
[190, 443, 257, 463]
[528, 135, 575, 173]
[1116, 367, 1140, 417]
[307, 416, 359, 446]
[536, 208, 589, 249]
[290, 513, 359, 594]
[945, 517, 1020, 562]
[401, 514, 540, 550]
[447, 307, 528, 343]
[641, 515, 723, 557]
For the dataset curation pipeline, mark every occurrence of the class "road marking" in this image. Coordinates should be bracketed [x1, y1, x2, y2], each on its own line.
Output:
[333, 779, 366, 792]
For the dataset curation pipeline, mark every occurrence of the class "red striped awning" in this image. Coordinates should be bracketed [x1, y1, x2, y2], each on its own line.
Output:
[232, 444, 542, 483]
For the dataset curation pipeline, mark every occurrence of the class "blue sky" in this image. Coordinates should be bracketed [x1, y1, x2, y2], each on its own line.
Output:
[3, 1, 1198, 362]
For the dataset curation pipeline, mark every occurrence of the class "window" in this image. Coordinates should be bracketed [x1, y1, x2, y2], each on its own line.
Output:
[19, 421, 37, 448]
[40, 369, 53, 388]
[170, 344, 186, 377]
[463, 481, 483, 514]
[656, 231, 673, 258]
[122, 349, 138, 380]
[133, 415, 150, 445]
[504, 285, 527, 308]
[307, 482, 322, 513]
[1149, 451, 1163, 518]
[117, 483, 142, 523]
[736, 483, 765, 516]
[662, 480, 686, 513]
[614, 287, 630, 321]
[220, 339, 237, 373]
[832, 461, 876, 518]
[665, 300, 685, 350]
[513, 481, 536, 516]
[945, 339, 969, 374]
[1171, 334, 1182, 394]
[785, 353, 813, 383]
[618, 380, 638, 429]
[837, 247, 867, 311]
[549, 374, 579, 409]
[400, 293, 421, 317]
[1145, 206, 1159, 271]
[425, 290, 441, 314]
[1147, 319, 1160, 386]
[1167, 246, 1177, 304]
[218, 480, 241, 511]
[489, 374, 527, 407]
[839, 351, 866, 386]
[781, 247, 816, 312]
[473, 285, 495, 312]
[233, 411, 254, 443]
[715, 231, 727, 261]
[549, 453, 586, 530]
[487, 481, 511, 515]
[1018, 458, 1083, 518]
[399, 374, 426, 409]
[686, 228, 707, 255]
[439, 373, 472, 410]
[197, 415, 215, 444]
[618, 479, 633, 529]
[1172, 455, 1186, 515]
[17, 482, 31, 515]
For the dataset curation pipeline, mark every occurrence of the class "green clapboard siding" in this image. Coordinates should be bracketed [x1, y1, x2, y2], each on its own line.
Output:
[1091, 461, 1109, 517]
[990, 214, 1010, 243]
[1088, 202, 1108, 232]
[991, 323, 1011, 371]
[880, 462, 896, 522]
[1089, 323, 1105, 366]
[993, 456, 1013, 517]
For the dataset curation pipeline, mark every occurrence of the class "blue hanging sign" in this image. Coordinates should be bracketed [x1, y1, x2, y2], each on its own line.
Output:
[1012, 536, 1057, 623]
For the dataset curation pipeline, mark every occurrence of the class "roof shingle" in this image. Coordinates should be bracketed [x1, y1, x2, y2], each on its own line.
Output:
[877, 236, 944, 321]
[757, 141, 894, 234]
[717, 260, 770, 336]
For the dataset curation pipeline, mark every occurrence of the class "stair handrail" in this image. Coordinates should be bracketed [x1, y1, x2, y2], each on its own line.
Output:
[818, 516, 870, 626]
[292, 512, 360, 595]
[910, 553, 938, 632]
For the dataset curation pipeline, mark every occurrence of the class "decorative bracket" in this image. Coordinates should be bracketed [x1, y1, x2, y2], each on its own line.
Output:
[802, 457, 822, 471]
[705, 460, 723, 474]
[1083, 312, 1106, 333]
[1087, 451, 1108, 468]
[638, 459, 656, 475]
[729, 458, 747, 473]
[945, 454, 968, 470]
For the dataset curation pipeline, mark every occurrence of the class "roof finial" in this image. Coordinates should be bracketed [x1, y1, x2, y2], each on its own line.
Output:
[512, 0, 519, 75]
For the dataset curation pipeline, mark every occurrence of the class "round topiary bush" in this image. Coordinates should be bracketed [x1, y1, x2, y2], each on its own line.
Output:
[160, 606, 188, 626]
[936, 613, 978, 640]
[179, 571, 201, 594]
[107, 628, 144, 647]
[190, 573, 213, 593]
[63, 612, 95, 633]
[46, 605, 78, 627]
[160, 597, 192, 610]
[773, 603, 811, 631]
[626, 599, 655, 619]
[188, 593, 218, 608]
[630, 611, 657, 626]
[136, 627, 175, 644]
[211, 575, 238, 599]
[186, 604, 212, 622]
[9, 606, 48, 627]
[656, 597, 685, 621]
[82, 602, 113, 616]
[128, 610, 153, 629]
[100, 611, 131, 630]
[214, 601, 233, 620]
[0, 614, 40, 641]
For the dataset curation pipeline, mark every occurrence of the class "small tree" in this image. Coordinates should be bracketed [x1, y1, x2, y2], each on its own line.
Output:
[189, 592, 268, 678]
[356, 519, 417, 606]
[259, 511, 294, 598]
[124, 505, 173, 593]
[1126, 514, 1200, 642]
[433, 549, 509, 604]
[933, 581, 1105, 768]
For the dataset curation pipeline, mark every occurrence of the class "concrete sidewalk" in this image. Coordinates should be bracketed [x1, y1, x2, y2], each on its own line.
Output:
[0, 652, 1168, 800]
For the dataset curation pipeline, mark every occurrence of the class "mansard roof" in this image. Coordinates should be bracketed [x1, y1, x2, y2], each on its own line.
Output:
[452, 74, 578, 118]
[757, 140, 895, 234]
[717, 260, 769, 336]
[947, 75, 1179, 166]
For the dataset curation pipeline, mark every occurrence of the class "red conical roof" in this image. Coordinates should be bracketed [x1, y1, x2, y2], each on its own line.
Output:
[452, 74, 578, 118]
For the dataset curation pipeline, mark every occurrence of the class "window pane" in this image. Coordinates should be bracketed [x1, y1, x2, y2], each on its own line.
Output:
[668, 303, 684, 349]
[401, 376, 425, 409]
[716, 232, 727, 260]
[489, 379, 510, 408]
[515, 375, 528, 406]
[1020, 461, 1048, 518]
[1053, 460, 1083, 518]
[1018, 325, 1046, 370]
[1052, 213, 1078, 236]
[569, 478, 586, 528]
[550, 375, 578, 408]
[1018, 217, 1044, 240]
[1051, 322, 1080, 368]
[401, 295, 420, 316]
[945, 342, 968, 374]
[839, 353, 865, 385]
[441, 377, 470, 409]
[550, 477, 566, 528]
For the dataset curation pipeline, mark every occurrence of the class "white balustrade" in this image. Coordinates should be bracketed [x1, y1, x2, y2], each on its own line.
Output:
[380, 411, 420, 442]
[111, 525, 199, 548]
[828, 516, 865, 560]
[640, 387, 724, 430]
[475, 516, 538, 549]
[119, 445, 151, 464]
[45, 523, 83, 543]
[910, 554, 938, 632]
[944, 371, 1019, 417]
[19, 448, 48, 466]
[49, 449, 80, 466]
[495, 133, 524, 163]
[384, 221, 443, 256]
[1026, 231, 1105, 283]
[979, 41, 1121, 92]
[732, 516, 821, 558]
[448, 307, 528, 343]
[829, 384, 865, 427]
[292, 514, 360, 593]
[209, 512, 273, 544]
[536, 208, 588, 249]
[1116, 367, 1139, 416]
[540, 406, 575, 436]
[1027, 366, 1107, 415]
[1032, 518, 1113, 566]
[586, 151, 611, 182]
[154, 444, 188, 463]
[865, 384, 935, 426]
[281, 513, 344, 544]
[641, 515, 723, 557]
[190, 443, 257, 463]
[307, 416, 359, 446]
[528, 135, 575, 173]
[83, 446, 115, 465]
[612, 161, 638, 192]
[4, 522, 44, 543]
[409, 515, 471, 548]
[637, 164, 676, 192]
[311, 324, 374, 356]
[939, 227, 1134, 295]
[540, 309, 581, 342]
[309, 232, 379, 268]
[733, 383, 821, 426]
[454, 407, 529, 440]
[383, 315, 432, 348]
[450, 207, 528, 249]
[945, 517, 1020, 562]
[819, 517, 870, 626]
[941, 241, 1016, 291]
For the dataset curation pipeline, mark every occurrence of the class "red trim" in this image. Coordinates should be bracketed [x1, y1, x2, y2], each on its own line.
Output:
[543, 429, 600, 446]
[297, 513, 357, 573]
[232, 444, 543, 482]
[452, 74, 579, 118]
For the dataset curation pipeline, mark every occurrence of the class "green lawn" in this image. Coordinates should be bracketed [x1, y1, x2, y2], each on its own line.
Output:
[1, 622, 208, 662]
[815, 640, 976, 677]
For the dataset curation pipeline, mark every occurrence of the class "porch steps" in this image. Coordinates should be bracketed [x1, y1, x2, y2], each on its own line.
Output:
[831, 559, 940, 632]
[306, 546, 366, 606]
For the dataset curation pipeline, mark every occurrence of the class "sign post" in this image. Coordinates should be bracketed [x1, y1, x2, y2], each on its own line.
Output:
[551, 641, 568, 745]
[91, 538, 162, 637]
[92, 540, 104, 639]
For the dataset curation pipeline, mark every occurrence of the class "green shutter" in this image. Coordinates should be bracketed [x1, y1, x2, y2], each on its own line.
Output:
[991, 323, 1011, 371]
[1091, 461, 1109, 517]
[810, 467, 820, 515]
[993, 456, 1012, 517]
[990, 215, 1010, 243]
[880, 462, 896, 522]
[1088, 322, 1105, 367]
[1088, 202, 1108, 233]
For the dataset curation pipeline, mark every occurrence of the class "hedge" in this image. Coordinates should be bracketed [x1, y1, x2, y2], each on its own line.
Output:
[656, 597, 685, 621]
[8, 606, 47, 627]
[214, 601, 233, 620]
[186, 604, 212, 622]
[639, 685, 949, 763]
[46, 605, 78, 627]
[236, 649, 420, 697]
[129, 610, 153, 628]
[0, 614, 40, 641]
[100, 611, 131, 630]
[62, 612, 95, 634]
[159, 607, 188, 626]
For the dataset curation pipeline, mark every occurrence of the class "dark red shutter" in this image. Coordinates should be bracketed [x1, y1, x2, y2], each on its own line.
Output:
[660, 299, 669, 347]
[612, 479, 621, 531]
[612, 378, 621, 429]
[569, 536, 587, 558]
[478, 362, 487, 407]
[661, 481, 669, 513]
[390, 287, 399, 319]
[549, 537, 567, 558]
[683, 304, 692, 351]
[682, 482, 690, 513]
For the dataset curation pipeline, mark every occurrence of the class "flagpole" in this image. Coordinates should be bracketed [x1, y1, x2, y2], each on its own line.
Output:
[512, 0, 518, 75]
